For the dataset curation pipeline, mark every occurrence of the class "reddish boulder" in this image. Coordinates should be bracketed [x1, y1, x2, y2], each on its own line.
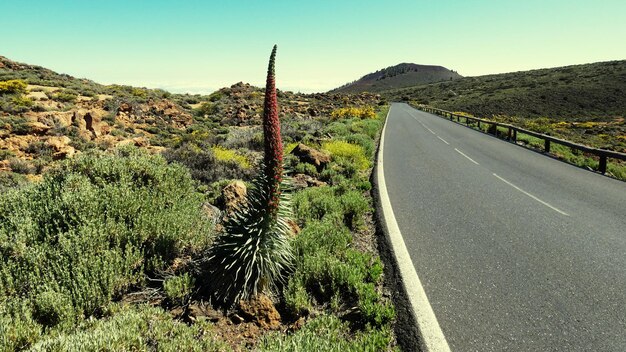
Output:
[290, 143, 331, 172]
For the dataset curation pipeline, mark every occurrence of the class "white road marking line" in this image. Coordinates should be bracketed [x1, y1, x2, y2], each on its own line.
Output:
[412, 116, 437, 135]
[379, 107, 451, 352]
[454, 148, 480, 165]
[437, 136, 450, 145]
[492, 173, 570, 216]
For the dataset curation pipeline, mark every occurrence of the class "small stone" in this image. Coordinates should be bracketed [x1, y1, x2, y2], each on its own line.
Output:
[229, 313, 245, 324]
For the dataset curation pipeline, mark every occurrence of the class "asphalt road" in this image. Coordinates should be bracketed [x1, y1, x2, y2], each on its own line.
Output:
[383, 103, 626, 351]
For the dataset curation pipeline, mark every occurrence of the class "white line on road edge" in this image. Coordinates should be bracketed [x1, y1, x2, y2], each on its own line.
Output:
[426, 127, 436, 135]
[378, 107, 451, 352]
[454, 148, 480, 165]
[493, 173, 570, 216]
[437, 136, 450, 145]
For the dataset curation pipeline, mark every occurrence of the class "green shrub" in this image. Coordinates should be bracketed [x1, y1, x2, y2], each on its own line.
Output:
[325, 120, 350, 137]
[131, 88, 148, 98]
[339, 190, 370, 230]
[524, 117, 552, 134]
[287, 247, 393, 328]
[0, 149, 16, 160]
[343, 133, 375, 158]
[8, 158, 36, 174]
[11, 95, 34, 108]
[163, 273, 195, 305]
[28, 304, 231, 351]
[222, 127, 264, 151]
[322, 141, 370, 171]
[163, 142, 254, 184]
[284, 277, 312, 315]
[292, 186, 342, 226]
[259, 314, 394, 351]
[52, 91, 78, 103]
[0, 172, 28, 191]
[0, 301, 41, 351]
[195, 101, 218, 116]
[211, 146, 251, 169]
[0, 79, 27, 95]
[208, 91, 223, 102]
[608, 162, 626, 181]
[294, 162, 319, 176]
[350, 119, 382, 140]
[0, 147, 212, 343]
[283, 211, 393, 328]
[0, 94, 33, 113]
[330, 106, 376, 119]
[32, 290, 75, 329]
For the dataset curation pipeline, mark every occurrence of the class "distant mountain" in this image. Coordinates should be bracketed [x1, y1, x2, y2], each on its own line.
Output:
[331, 63, 462, 93]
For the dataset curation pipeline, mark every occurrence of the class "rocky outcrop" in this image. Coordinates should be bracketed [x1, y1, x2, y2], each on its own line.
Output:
[237, 294, 281, 329]
[24, 122, 51, 135]
[115, 137, 149, 148]
[0, 160, 10, 171]
[26, 91, 48, 101]
[291, 173, 327, 190]
[290, 143, 331, 172]
[114, 99, 192, 129]
[217, 180, 248, 214]
[118, 102, 133, 114]
[202, 202, 222, 225]
[207, 82, 383, 125]
[0, 135, 36, 153]
[51, 111, 74, 128]
[46, 136, 76, 160]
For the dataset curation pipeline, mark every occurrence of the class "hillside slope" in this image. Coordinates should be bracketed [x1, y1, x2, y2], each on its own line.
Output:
[385, 60, 626, 120]
[332, 63, 462, 93]
[384, 60, 626, 152]
[0, 55, 380, 177]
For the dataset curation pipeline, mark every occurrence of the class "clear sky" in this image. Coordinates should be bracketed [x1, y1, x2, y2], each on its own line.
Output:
[2, 0, 625, 93]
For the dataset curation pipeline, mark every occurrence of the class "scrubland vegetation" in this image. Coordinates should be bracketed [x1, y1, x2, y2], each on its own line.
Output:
[0, 52, 396, 350]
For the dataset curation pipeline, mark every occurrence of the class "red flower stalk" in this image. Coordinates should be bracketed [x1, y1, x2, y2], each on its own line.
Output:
[203, 45, 294, 306]
[263, 45, 283, 215]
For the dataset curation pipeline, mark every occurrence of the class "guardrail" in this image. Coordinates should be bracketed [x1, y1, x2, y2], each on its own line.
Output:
[416, 105, 626, 175]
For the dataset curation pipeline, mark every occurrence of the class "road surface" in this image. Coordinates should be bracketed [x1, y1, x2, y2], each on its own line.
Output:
[382, 103, 626, 351]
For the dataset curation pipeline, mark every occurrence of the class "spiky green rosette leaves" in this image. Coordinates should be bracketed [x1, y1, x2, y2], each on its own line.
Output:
[205, 173, 294, 305]
[205, 45, 294, 306]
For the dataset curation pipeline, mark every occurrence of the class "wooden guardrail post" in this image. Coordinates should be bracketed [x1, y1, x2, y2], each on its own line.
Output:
[599, 155, 607, 174]
[545, 139, 551, 153]
[507, 127, 512, 141]
[513, 130, 517, 142]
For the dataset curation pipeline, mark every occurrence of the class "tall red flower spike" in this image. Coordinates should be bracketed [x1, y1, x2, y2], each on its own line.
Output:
[263, 45, 283, 216]
[204, 45, 293, 306]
